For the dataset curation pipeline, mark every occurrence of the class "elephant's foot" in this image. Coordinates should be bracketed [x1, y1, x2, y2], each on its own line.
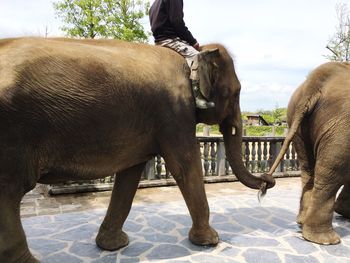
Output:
[189, 226, 219, 246]
[335, 201, 350, 219]
[96, 229, 129, 251]
[11, 250, 39, 263]
[296, 212, 306, 225]
[22, 254, 40, 263]
[302, 226, 340, 245]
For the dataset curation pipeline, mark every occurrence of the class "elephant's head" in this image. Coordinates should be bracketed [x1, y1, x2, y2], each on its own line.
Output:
[196, 44, 275, 191]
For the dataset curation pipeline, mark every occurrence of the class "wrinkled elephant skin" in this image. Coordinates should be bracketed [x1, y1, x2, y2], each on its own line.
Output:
[0, 37, 274, 262]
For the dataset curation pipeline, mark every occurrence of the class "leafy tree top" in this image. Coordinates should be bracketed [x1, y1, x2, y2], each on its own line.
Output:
[53, 0, 150, 42]
[326, 3, 350, 61]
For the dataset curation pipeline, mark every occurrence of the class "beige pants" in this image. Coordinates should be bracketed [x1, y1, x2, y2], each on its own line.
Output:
[156, 38, 199, 80]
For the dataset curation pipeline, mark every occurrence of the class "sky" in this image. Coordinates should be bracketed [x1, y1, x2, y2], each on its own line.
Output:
[0, 0, 347, 111]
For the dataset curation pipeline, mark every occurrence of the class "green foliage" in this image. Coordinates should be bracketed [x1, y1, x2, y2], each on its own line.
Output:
[272, 107, 287, 124]
[242, 107, 287, 125]
[261, 114, 274, 125]
[53, 0, 150, 42]
[196, 124, 288, 137]
[196, 124, 221, 135]
[244, 126, 287, 137]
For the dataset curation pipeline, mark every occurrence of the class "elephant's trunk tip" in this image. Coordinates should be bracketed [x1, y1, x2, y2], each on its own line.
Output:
[257, 174, 275, 203]
[260, 173, 276, 188]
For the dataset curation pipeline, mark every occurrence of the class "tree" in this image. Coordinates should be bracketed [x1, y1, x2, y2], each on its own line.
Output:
[53, 0, 150, 42]
[272, 107, 287, 125]
[103, 0, 150, 42]
[326, 3, 350, 61]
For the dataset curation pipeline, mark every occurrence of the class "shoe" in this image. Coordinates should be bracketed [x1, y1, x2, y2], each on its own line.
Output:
[193, 83, 215, 109]
[195, 97, 215, 109]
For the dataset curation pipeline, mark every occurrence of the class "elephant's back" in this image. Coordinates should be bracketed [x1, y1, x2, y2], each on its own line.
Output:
[0, 37, 191, 143]
[0, 37, 189, 116]
[314, 63, 350, 118]
[287, 62, 350, 143]
[305, 63, 350, 147]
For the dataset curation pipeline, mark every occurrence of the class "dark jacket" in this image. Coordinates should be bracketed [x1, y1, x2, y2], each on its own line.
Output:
[149, 0, 197, 45]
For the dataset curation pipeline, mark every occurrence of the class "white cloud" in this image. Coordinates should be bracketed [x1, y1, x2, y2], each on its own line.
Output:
[0, 0, 62, 37]
[240, 81, 297, 111]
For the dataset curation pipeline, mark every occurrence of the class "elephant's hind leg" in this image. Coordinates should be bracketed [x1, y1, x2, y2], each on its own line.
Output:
[293, 134, 315, 225]
[335, 183, 350, 218]
[302, 162, 342, 245]
[96, 163, 145, 251]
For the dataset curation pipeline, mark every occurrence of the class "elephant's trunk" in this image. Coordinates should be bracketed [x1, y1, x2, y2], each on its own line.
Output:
[220, 116, 275, 190]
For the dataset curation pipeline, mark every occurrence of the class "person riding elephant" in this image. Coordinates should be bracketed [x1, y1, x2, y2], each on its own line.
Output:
[149, 0, 215, 109]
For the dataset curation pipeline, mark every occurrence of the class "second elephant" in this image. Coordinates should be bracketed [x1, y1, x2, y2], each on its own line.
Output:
[268, 62, 350, 245]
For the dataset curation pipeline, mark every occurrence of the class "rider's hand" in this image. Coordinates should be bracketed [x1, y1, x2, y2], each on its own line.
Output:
[193, 42, 200, 51]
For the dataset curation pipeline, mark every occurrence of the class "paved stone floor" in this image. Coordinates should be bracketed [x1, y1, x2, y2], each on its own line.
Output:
[21, 178, 350, 263]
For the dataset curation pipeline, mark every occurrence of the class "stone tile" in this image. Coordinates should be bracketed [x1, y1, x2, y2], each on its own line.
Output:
[284, 236, 319, 255]
[120, 242, 153, 257]
[179, 239, 216, 253]
[211, 213, 229, 223]
[146, 244, 191, 260]
[52, 224, 98, 241]
[41, 252, 83, 263]
[145, 215, 177, 233]
[211, 222, 244, 233]
[219, 246, 240, 257]
[192, 254, 238, 263]
[242, 248, 281, 263]
[285, 254, 320, 263]
[232, 213, 279, 233]
[69, 241, 103, 259]
[91, 253, 117, 263]
[123, 220, 143, 233]
[20, 206, 37, 217]
[144, 233, 178, 243]
[321, 243, 350, 258]
[37, 208, 62, 216]
[24, 227, 58, 238]
[27, 238, 67, 256]
[167, 260, 192, 263]
[163, 214, 192, 227]
[226, 234, 280, 247]
[22, 215, 53, 226]
[119, 258, 140, 263]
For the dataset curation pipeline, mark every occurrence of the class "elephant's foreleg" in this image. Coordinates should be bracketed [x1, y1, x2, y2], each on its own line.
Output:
[293, 135, 315, 225]
[335, 183, 350, 218]
[302, 163, 342, 245]
[96, 162, 145, 251]
[162, 143, 219, 246]
[0, 192, 38, 263]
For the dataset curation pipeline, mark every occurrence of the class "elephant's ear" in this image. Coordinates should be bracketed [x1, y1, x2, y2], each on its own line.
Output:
[202, 48, 220, 60]
[197, 49, 221, 99]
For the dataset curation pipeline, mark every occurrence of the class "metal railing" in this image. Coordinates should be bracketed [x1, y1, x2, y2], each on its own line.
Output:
[48, 136, 300, 194]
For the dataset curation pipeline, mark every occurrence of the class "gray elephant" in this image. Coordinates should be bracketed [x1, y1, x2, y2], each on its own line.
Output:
[266, 62, 350, 245]
[0, 37, 275, 262]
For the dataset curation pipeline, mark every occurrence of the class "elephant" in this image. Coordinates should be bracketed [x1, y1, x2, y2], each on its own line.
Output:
[0, 37, 275, 262]
[266, 62, 350, 245]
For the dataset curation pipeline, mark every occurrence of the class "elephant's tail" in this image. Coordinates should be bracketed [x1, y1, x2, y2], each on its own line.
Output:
[265, 92, 321, 176]
[262, 62, 342, 177]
